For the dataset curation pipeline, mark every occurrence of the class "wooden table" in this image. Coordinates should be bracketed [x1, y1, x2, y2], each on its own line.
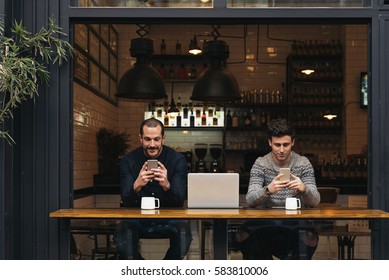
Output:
[50, 208, 389, 260]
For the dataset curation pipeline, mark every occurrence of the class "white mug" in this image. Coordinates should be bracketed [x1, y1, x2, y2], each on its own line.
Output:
[285, 197, 301, 210]
[141, 197, 160, 210]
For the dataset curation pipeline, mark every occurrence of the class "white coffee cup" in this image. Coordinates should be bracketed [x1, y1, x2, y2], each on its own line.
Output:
[285, 197, 301, 210]
[141, 197, 160, 210]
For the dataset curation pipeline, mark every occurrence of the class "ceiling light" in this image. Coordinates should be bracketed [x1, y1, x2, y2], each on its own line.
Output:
[301, 69, 315, 75]
[191, 40, 240, 102]
[189, 35, 202, 55]
[323, 110, 337, 120]
[167, 92, 180, 116]
[116, 37, 167, 100]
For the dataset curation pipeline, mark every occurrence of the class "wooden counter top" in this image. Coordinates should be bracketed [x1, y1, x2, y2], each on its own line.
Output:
[50, 208, 389, 219]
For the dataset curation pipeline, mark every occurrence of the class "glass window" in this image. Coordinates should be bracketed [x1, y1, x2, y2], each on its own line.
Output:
[100, 71, 110, 97]
[73, 24, 118, 103]
[89, 31, 99, 61]
[74, 49, 89, 84]
[70, 0, 213, 8]
[227, 0, 371, 8]
[100, 44, 109, 70]
[74, 25, 88, 51]
[90, 63, 100, 90]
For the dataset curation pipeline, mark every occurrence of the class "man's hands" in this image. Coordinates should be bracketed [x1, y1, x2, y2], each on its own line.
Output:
[266, 173, 306, 195]
[133, 161, 170, 193]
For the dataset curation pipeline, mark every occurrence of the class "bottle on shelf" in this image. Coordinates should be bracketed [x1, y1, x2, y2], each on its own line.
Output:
[250, 109, 256, 127]
[232, 111, 239, 127]
[190, 110, 195, 127]
[175, 40, 181, 55]
[183, 104, 189, 119]
[176, 112, 182, 127]
[226, 110, 232, 127]
[261, 111, 267, 127]
[177, 96, 182, 111]
[178, 64, 187, 79]
[156, 104, 163, 119]
[160, 39, 166, 55]
[168, 64, 175, 79]
[164, 112, 169, 126]
[201, 109, 207, 126]
[244, 110, 251, 127]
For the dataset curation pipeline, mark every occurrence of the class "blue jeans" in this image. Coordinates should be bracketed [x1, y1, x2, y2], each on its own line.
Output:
[114, 219, 192, 260]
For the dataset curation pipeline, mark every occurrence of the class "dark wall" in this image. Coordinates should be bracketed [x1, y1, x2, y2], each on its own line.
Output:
[370, 12, 389, 259]
[0, 0, 72, 259]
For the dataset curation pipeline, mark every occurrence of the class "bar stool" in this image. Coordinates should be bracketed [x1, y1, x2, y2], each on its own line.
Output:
[200, 221, 243, 259]
[91, 233, 118, 259]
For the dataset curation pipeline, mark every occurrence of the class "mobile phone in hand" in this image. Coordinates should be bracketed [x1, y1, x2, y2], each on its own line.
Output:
[279, 168, 290, 181]
[147, 159, 158, 171]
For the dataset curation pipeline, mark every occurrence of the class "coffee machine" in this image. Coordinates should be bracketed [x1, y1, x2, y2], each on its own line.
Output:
[194, 143, 208, 172]
[210, 144, 223, 173]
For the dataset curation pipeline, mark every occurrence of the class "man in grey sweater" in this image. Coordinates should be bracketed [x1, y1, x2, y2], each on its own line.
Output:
[240, 118, 321, 259]
[246, 119, 320, 208]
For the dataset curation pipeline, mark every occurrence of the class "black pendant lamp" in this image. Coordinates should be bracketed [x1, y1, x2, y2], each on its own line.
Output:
[116, 37, 167, 100]
[191, 39, 240, 102]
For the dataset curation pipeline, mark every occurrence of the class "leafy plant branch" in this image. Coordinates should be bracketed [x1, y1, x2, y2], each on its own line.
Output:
[0, 18, 73, 144]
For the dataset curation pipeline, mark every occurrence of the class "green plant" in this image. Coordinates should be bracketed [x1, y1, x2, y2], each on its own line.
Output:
[0, 18, 73, 144]
[96, 127, 130, 161]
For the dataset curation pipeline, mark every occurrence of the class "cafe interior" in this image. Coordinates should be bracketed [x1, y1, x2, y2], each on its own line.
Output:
[3, 0, 389, 261]
[71, 14, 369, 260]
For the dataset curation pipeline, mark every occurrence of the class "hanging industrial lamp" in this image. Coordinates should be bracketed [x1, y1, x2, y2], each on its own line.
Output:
[191, 38, 240, 102]
[116, 26, 167, 100]
[189, 35, 202, 55]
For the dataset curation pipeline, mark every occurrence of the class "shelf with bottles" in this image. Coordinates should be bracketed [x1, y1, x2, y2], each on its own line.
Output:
[287, 56, 343, 83]
[287, 39, 343, 83]
[319, 154, 368, 180]
[289, 106, 343, 129]
[289, 82, 343, 105]
[144, 102, 225, 128]
[152, 54, 207, 81]
[228, 87, 288, 106]
[225, 106, 288, 130]
[224, 128, 270, 153]
[288, 39, 343, 83]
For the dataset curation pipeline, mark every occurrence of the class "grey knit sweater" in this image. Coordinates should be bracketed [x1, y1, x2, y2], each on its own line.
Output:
[246, 151, 320, 208]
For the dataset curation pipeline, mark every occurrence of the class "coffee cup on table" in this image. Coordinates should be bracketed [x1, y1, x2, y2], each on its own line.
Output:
[285, 197, 301, 210]
[141, 197, 160, 210]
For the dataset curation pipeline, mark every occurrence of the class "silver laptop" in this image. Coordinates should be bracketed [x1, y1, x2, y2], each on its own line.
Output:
[187, 173, 240, 208]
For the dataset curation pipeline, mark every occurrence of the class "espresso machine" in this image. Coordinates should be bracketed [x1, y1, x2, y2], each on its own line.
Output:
[194, 143, 208, 172]
[210, 144, 223, 173]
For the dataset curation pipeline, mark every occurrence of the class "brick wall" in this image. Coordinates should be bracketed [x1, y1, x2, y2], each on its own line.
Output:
[73, 83, 118, 192]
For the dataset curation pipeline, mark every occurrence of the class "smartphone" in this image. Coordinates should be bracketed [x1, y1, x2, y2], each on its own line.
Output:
[279, 168, 290, 181]
[147, 159, 158, 171]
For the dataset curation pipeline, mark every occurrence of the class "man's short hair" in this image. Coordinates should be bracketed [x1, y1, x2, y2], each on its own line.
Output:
[139, 118, 165, 136]
[267, 119, 295, 140]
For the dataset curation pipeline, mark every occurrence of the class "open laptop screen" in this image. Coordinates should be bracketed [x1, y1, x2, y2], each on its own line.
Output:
[187, 173, 240, 208]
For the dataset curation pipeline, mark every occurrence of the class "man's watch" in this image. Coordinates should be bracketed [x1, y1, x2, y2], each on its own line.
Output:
[265, 186, 271, 196]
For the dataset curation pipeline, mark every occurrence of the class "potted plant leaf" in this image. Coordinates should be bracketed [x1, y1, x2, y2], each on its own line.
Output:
[96, 127, 130, 176]
[0, 18, 72, 144]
